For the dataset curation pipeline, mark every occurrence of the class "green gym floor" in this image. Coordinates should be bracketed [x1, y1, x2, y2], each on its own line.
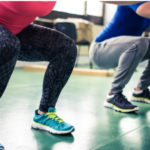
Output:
[0, 67, 150, 150]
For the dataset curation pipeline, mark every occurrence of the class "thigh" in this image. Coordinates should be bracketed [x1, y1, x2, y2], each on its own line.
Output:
[16, 24, 72, 62]
[142, 37, 150, 61]
[90, 36, 146, 69]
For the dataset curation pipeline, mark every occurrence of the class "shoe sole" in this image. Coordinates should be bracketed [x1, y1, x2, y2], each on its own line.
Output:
[31, 121, 74, 134]
[0, 148, 5, 150]
[104, 101, 139, 112]
[130, 96, 150, 104]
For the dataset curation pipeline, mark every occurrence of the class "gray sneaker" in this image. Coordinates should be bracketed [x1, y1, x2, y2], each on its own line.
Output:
[0, 143, 4, 150]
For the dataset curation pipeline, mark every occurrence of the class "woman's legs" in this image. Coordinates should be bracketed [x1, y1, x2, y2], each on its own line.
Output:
[0, 25, 20, 147]
[0, 25, 21, 99]
[16, 24, 77, 112]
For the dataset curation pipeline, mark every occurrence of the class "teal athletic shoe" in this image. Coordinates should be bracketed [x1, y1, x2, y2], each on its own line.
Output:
[31, 107, 75, 134]
[0, 143, 4, 150]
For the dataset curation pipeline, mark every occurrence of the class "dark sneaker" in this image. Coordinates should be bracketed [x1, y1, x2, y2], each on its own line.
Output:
[131, 88, 150, 104]
[104, 92, 139, 112]
[0, 143, 4, 150]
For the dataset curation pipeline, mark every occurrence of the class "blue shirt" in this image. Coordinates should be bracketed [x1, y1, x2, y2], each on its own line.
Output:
[95, 2, 150, 42]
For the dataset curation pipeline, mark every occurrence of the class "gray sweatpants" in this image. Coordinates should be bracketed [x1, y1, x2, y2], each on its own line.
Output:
[89, 36, 150, 93]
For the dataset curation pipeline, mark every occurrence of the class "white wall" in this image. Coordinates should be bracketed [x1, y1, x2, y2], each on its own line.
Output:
[104, 4, 117, 25]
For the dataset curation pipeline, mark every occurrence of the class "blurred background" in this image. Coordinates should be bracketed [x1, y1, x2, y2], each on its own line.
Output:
[15, 1, 150, 69]
[2, 2, 150, 150]
[15, 2, 118, 69]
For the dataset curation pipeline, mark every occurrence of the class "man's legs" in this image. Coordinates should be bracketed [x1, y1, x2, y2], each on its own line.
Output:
[131, 38, 150, 103]
[136, 38, 150, 90]
[90, 36, 149, 112]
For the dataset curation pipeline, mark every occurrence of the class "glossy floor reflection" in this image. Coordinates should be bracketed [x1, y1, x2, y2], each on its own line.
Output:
[0, 67, 150, 150]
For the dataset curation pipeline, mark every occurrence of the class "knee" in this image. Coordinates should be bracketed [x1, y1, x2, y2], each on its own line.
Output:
[0, 35, 21, 64]
[135, 38, 149, 55]
[126, 38, 150, 59]
[1, 27, 21, 57]
[60, 37, 77, 62]
[5, 36, 21, 59]
[68, 38, 77, 60]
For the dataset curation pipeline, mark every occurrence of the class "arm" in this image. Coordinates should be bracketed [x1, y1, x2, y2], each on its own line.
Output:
[101, 1, 142, 5]
[136, 2, 150, 19]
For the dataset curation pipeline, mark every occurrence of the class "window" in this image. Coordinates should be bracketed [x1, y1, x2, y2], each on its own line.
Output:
[87, 2, 103, 16]
[53, 1, 85, 15]
[53, 1, 103, 17]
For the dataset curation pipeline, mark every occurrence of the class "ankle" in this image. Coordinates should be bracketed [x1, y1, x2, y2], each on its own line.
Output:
[109, 92, 114, 95]
[134, 87, 142, 91]
[38, 110, 46, 115]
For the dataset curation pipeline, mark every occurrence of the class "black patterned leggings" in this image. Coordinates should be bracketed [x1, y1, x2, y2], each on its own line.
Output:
[0, 24, 77, 112]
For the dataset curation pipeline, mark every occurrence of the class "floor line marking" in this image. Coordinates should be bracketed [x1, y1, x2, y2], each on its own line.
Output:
[91, 123, 150, 150]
